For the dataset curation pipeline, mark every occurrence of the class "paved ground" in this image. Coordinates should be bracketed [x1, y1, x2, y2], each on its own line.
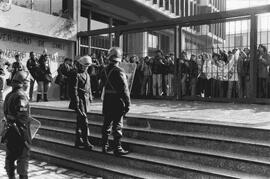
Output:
[31, 99, 270, 128]
[0, 149, 100, 179]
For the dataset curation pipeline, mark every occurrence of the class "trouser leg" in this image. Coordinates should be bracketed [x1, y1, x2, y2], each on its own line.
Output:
[112, 114, 123, 150]
[43, 82, 49, 101]
[157, 74, 162, 95]
[17, 147, 30, 179]
[29, 79, 35, 101]
[227, 81, 233, 98]
[190, 78, 197, 97]
[181, 75, 187, 96]
[0, 76, 4, 101]
[5, 152, 16, 179]
[60, 84, 65, 99]
[75, 114, 83, 146]
[152, 74, 157, 96]
[37, 81, 43, 102]
[102, 114, 112, 150]
[140, 77, 147, 96]
[5, 142, 25, 179]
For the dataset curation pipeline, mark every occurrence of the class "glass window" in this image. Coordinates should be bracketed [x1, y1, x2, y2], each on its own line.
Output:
[91, 19, 109, 31]
[79, 17, 88, 32]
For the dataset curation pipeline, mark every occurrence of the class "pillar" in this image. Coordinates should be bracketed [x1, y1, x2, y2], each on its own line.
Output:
[248, 13, 258, 99]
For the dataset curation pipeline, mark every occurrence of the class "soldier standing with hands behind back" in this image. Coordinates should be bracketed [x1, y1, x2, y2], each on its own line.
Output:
[69, 56, 94, 150]
[101, 47, 130, 156]
[3, 71, 31, 179]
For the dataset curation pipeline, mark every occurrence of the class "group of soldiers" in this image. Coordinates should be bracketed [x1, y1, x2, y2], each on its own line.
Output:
[2, 47, 131, 179]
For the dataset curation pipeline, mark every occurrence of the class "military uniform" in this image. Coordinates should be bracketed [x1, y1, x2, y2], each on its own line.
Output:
[101, 63, 131, 155]
[69, 56, 93, 149]
[3, 87, 31, 179]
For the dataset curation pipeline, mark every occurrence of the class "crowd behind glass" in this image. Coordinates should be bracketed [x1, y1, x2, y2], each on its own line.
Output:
[81, 44, 270, 100]
[74, 44, 269, 100]
[1, 44, 270, 101]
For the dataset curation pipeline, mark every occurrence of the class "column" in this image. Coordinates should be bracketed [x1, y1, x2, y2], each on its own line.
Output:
[109, 17, 113, 48]
[87, 10, 92, 54]
[248, 13, 258, 99]
[72, 0, 81, 56]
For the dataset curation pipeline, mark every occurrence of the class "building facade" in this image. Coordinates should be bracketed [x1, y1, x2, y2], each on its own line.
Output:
[78, 0, 227, 57]
[0, 0, 226, 99]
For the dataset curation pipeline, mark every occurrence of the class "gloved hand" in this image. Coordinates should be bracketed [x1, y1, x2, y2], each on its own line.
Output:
[89, 96, 93, 103]
[76, 107, 84, 117]
[124, 106, 130, 115]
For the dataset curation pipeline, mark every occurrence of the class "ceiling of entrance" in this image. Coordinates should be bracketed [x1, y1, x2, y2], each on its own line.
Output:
[82, 0, 171, 23]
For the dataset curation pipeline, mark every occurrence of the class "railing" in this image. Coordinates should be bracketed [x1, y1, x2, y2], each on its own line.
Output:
[78, 5, 270, 103]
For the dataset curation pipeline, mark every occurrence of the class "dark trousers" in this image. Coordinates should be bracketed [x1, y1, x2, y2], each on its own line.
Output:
[257, 78, 267, 98]
[75, 111, 89, 143]
[5, 142, 29, 178]
[59, 81, 69, 100]
[102, 113, 123, 149]
[29, 79, 35, 101]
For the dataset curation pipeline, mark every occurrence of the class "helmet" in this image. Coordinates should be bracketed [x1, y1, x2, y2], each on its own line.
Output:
[107, 47, 122, 62]
[78, 56, 92, 67]
[12, 71, 30, 85]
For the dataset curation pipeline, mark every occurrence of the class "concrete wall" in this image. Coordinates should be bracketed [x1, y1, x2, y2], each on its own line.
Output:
[0, 4, 77, 41]
[0, 29, 74, 101]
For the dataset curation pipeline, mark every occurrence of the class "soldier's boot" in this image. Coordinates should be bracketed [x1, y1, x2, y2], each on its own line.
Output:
[102, 135, 113, 153]
[82, 126, 93, 151]
[74, 130, 84, 148]
[7, 173, 15, 179]
[82, 137, 93, 151]
[19, 175, 28, 179]
[36, 93, 42, 102]
[43, 93, 48, 102]
[113, 139, 129, 156]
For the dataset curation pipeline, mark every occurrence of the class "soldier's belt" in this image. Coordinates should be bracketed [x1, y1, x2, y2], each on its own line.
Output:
[105, 90, 118, 94]
[6, 114, 16, 121]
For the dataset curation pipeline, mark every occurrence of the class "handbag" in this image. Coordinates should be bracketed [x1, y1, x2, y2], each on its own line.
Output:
[55, 74, 64, 85]
[44, 73, 53, 82]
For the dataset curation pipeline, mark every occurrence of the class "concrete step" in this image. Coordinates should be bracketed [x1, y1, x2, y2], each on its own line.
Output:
[31, 107, 270, 142]
[31, 146, 175, 179]
[36, 125, 270, 177]
[34, 114, 270, 159]
[32, 135, 264, 179]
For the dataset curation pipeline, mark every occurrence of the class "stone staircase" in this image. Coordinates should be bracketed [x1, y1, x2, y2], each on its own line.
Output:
[30, 106, 270, 179]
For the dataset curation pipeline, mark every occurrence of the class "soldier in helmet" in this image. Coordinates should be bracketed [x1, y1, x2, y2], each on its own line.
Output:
[100, 47, 130, 156]
[2, 70, 31, 179]
[69, 56, 94, 150]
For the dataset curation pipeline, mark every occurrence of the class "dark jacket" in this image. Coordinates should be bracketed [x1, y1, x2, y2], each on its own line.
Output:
[3, 88, 31, 145]
[189, 60, 198, 79]
[151, 56, 165, 74]
[36, 56, 51, 82]
[55, 63, 68, 85]
[11, 62, 26, 79]
[69, 70, 92, 113]
[26, 57, 38, 79]
[101, 63, 131, 115]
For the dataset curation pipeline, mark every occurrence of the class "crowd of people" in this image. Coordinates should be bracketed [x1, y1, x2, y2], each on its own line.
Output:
[55, 44, 270, 100]
[1, 44, 269, 103]
[0, 49, 52, 102]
